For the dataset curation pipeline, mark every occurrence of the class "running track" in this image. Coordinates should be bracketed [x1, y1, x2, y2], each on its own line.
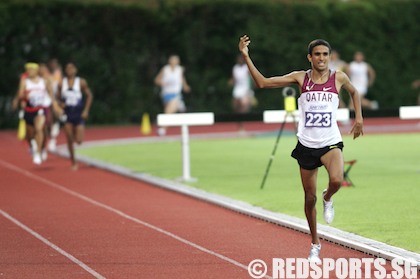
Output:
[1, 119, 418, 279]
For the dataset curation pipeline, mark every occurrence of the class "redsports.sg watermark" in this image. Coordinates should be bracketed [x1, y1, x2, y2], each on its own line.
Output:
[247, 258, 418, 279]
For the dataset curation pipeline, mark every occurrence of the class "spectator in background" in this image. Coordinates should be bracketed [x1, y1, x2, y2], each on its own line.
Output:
[58, 62, 93, 170]
[154, 55, 191, 136]
[229, 55, 255, 113]
[411, 79, 420, 106]
[329, 50, 348, 108]
[346, 51, 378, 110]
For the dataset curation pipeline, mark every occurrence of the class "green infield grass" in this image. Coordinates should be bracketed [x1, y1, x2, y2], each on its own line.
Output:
[78, 132, 420, 253]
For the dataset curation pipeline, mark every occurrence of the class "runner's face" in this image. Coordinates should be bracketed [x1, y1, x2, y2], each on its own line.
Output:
[39, 65, 49, 77]
[308, 45, 330, 71]
[354, 52, 364, 62]
[26, 67, 38, 78]
[169, 56, 180, 67]
[65, 64, 77, 77]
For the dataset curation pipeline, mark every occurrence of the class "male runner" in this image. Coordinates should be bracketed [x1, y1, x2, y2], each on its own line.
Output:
[238, 35, 363, 263]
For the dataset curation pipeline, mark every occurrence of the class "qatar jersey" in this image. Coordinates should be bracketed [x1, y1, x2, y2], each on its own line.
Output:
[297, 70, 342, 148]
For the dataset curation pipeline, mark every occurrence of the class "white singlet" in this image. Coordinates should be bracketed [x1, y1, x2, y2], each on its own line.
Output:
[348, 61, 369, 95]
[297, 70, 342, 148]
[161, 65, 183, 95]
[232, 64, 252, 98]
[25, 78, 49, 108]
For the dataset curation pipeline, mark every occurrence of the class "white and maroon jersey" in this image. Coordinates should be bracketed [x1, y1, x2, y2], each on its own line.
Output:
[297, 70, 342, 148]
[24, 78, 49, 112]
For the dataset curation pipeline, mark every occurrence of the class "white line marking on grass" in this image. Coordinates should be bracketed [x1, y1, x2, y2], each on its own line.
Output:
[0, 159, 272, 279]
[0, 209, 106, 279]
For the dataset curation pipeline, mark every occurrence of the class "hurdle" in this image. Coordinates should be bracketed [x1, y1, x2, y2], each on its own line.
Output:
[399, 106, 420, 120]
[157, 112, 215, 182]
[263, 108, 350, 123]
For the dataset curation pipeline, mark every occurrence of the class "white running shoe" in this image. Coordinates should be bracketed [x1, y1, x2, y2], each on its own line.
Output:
[41, 149, 48, 161]
[30, 139, 38, 154]
[33, 153, 42, 165]
[308, 243, 321, 264]
[51, 122, 60, 137]
[157, 127, 166, 136]
[47, 139, 57, 152]
[323, 189, 335, 224]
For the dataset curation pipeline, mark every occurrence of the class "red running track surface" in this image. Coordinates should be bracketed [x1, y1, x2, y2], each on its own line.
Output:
[0, 120, 413, 279]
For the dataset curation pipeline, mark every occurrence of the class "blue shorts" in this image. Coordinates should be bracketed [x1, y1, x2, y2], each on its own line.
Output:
[162, 93, 180, 105]
[64, 107, 85, 126]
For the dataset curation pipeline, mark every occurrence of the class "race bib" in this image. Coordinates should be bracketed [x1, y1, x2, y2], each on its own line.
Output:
[65, 95, 79, 106]
[304, 112, 331, 127]
[28, 90, 46, 107]
[63, 91, 82, 106]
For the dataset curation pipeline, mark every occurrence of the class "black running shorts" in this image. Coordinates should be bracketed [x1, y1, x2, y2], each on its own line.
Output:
[291, 141, 344, 170]
[24, 108, 46, 126]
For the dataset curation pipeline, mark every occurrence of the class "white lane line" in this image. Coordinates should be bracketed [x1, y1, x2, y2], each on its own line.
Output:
[0, 209, 106, 279]
[0, 159, 272, 279]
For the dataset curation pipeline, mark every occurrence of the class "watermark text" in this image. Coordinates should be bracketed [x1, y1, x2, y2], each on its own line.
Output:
[247, 258, 418, 279]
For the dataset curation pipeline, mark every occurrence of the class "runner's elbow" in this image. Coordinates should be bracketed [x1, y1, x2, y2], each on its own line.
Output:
[255, 80, 268, 89]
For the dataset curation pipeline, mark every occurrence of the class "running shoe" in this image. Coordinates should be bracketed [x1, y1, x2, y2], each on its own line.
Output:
[47, 139, 57, 152]
[30, 139, 38, 154]
[51, 122, 60, 137]
[308, 243, 321, 264]
[33, 153, 42, 165]
[41, 149, 48, 161]
[157, 127, 166, 136]
[322, 189, 335, 224]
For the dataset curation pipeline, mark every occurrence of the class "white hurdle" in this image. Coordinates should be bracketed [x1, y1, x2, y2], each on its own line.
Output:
[157, 112, 215, 182]
[399, 106, 420, 120]
[263, 108, 350, 123]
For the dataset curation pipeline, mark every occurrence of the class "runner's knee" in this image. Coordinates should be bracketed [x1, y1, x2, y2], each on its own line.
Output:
[329, 174, 343, 187]
[304, 193, 317, 207]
